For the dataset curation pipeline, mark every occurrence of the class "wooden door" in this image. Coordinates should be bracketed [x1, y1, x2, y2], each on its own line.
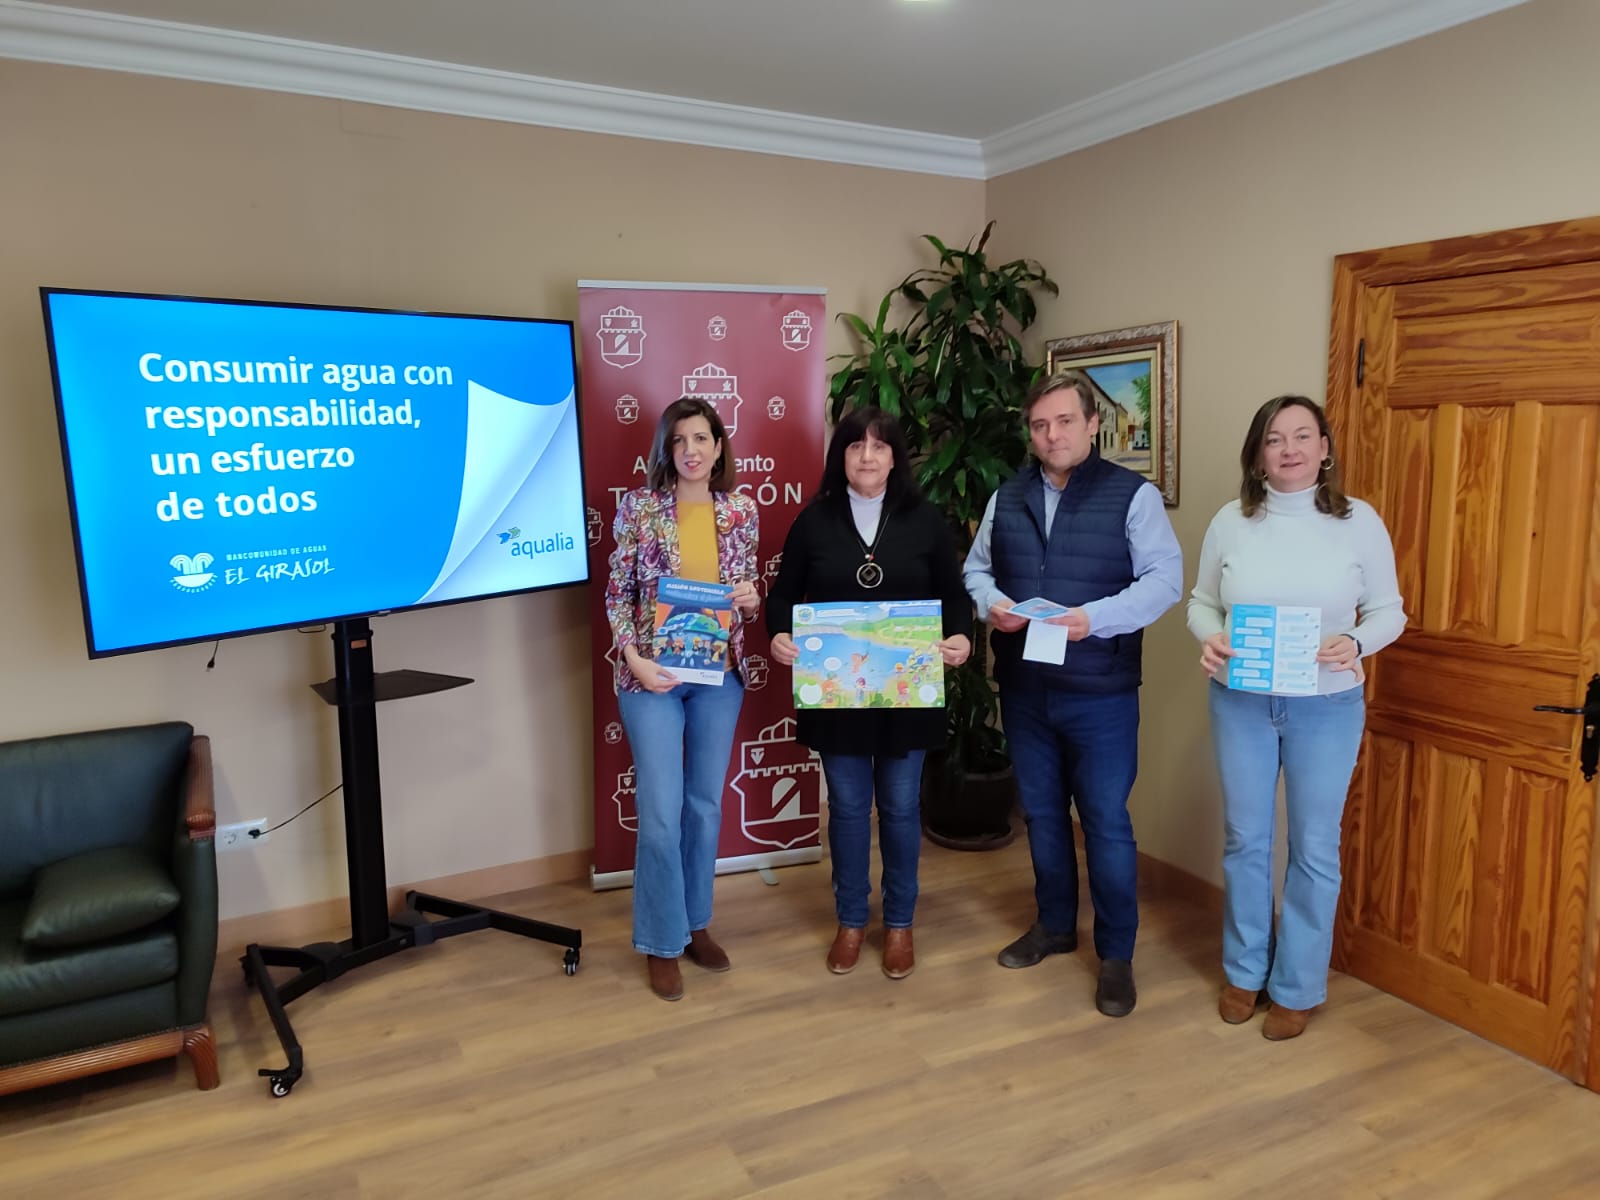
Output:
[1327, 218, 1600, 1086]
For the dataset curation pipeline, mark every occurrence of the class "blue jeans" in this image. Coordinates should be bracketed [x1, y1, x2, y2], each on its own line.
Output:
[1208, 680, 1366, 1009]
[819, 750, 926, 929]
[1001, 686, 1140, 961]
[617, 675, 745, 958]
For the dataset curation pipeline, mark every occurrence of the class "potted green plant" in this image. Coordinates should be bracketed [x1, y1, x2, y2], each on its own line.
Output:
[828, 222, 1057, 849]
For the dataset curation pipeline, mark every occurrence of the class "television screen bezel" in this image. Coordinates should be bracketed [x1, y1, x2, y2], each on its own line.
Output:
[40, 286, 591, 659]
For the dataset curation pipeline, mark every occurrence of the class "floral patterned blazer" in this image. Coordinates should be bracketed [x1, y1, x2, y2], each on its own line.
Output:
[605, 487, 761, 694]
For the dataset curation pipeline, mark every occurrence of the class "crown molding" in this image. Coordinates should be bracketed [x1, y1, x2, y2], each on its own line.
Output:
[0, 0, 987, 180]
[0, 0, 1529, 182]
[981, 0, 1531, 178]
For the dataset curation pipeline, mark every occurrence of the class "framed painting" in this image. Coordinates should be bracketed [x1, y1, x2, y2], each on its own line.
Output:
[1044, 320, 1178, 505]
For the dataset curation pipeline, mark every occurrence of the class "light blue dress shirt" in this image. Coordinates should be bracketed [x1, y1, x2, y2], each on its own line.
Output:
[963, 473, 1183, 638]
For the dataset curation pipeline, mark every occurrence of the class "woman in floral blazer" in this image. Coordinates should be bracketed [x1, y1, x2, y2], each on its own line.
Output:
[605, 397, 760, 1002]
[605, 495, 762, 694]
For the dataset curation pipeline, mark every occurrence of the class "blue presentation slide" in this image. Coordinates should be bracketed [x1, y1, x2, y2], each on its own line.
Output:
[44, 291, 587, 655]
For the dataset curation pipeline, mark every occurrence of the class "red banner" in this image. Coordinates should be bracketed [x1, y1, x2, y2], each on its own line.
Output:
[578, 283, 827, 887]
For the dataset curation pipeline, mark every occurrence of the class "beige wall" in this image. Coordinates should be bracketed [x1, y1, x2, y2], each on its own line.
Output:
[6, 0, 1595, 920]
[0, 59, 984, 919]
[986, 0, 1600, 885]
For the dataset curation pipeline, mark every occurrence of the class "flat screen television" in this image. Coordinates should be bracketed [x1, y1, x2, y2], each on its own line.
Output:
[41, 288, 588, 657]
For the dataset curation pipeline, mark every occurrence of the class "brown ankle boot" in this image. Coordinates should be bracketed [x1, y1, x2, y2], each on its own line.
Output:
[647, 955, 683, 1001]
[827, 926, 866, 974]
[882, 927, 915, 979]
[1262, 1003, 1312, 1040]
[1219, 985, 1262, 1025]
[684, 928, 730, 972]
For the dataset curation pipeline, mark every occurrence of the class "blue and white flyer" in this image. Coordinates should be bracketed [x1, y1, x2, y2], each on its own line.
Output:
[1227, 604, 1321, 694]
[651, 576, 733, 686]
[1008, 596, 1072, 621]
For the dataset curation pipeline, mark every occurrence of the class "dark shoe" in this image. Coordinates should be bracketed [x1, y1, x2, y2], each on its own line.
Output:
[684, 928, 730, 972]
[1262, 1004, 1312, 1041]
[882, 927, 915, 980]
[1095, 959, 1136, 1018]
[647, 955, 684, 1001]
[827, 926, 866, 974]
[997, 923, 1078, 969]
[1219, 985, 1262, 1025]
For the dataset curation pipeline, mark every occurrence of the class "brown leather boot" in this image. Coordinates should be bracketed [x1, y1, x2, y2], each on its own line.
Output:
[1219, 985, 1262, 1025]
[647, 955, 683, 1001]
[827, 926, 866, 974]
[1262, 1003, 1312, 1040]
[684, 928, 730, 972]
[882, 927, 915, 979]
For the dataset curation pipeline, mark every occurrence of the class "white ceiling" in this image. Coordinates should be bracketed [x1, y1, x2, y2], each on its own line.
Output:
[1, 0, 1530, 177]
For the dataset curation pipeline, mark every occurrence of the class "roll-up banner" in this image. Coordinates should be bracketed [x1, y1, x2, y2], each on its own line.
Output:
[578, 283, 827, 888]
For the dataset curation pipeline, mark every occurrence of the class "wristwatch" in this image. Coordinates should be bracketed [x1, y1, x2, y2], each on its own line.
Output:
[1348, 634, 1363, 656]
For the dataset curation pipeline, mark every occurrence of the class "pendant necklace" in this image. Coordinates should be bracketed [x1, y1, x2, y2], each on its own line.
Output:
[854, 510, 888, 589]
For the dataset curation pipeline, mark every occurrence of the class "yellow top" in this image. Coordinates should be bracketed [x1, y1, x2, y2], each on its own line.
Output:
[676, 501, 720, 585]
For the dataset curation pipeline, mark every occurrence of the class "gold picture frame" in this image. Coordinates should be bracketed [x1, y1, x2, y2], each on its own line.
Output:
[1044, 320, 1178, 506]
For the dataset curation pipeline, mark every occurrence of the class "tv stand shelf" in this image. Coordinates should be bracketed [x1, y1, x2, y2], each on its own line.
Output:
[309, 668, 473, 706]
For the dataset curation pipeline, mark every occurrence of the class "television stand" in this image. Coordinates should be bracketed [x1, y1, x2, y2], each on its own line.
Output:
[241, 617, 582, 1098]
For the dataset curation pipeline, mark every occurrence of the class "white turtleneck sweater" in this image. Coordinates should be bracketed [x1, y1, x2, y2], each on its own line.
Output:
[846, 485, 886, 544]
[1186, 484, 1406, 694]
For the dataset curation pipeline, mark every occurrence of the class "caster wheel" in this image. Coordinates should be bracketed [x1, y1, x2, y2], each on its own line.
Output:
[563, 949, 580, 976]
[269, 1076, 293, 1098]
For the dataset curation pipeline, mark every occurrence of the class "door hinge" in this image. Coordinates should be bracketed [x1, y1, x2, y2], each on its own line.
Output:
[1355, 338, 1366, 388]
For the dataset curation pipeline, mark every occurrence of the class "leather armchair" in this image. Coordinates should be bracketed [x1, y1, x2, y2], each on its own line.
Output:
[0, 722, 219, 1095]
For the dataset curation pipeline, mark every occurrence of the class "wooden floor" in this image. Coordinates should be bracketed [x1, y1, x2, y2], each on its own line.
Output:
[5, 838, 1600, 1199]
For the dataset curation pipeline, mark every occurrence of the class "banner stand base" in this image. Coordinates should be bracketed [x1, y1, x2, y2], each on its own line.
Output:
[592, 846, 822, 892]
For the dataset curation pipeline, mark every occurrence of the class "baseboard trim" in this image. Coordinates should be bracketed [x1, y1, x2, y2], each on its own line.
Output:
[216, 847, 592, 960]
[1137, 850, 1224, 916]
[215, 843, 1219, 961]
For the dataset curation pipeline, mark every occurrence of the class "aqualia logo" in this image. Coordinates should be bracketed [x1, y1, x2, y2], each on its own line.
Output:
[170, 552, 216, 592]
[501, 527, 576, 558]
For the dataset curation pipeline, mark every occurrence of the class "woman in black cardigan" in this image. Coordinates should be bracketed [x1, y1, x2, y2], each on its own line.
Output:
[767, 408, 971, 979]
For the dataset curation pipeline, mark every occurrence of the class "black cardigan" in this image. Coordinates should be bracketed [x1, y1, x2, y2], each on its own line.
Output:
[766, 496, 971, 756]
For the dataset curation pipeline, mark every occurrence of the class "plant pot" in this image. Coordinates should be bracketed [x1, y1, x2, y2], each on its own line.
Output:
[920, 750, 1018, 851]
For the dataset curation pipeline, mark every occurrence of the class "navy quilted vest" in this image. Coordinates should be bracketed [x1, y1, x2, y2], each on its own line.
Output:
[989, 452, 1145, 693]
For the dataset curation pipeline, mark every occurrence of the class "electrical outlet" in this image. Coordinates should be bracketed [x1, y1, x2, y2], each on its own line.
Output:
[217, 819, 269, 850]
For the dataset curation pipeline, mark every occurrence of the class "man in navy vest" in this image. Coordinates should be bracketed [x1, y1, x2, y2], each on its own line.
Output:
[964, 371, 1182, 1017]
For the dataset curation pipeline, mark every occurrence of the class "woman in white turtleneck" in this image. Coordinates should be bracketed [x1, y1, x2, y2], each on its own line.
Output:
[1187, 395, 1405, 1041]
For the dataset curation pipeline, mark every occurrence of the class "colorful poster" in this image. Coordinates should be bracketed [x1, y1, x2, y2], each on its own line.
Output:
[579, 282, 827, 888]
[792, 600, 944, 710]
[1227, 604, 1321, 695]
[651, 576, 732, 686]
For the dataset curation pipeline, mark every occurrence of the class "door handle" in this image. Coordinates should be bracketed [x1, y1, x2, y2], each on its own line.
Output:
[1533, 673, 1600, 782]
